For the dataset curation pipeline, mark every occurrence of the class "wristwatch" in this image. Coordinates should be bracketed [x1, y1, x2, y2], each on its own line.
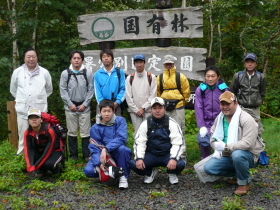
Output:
[224, 144, 228, 151]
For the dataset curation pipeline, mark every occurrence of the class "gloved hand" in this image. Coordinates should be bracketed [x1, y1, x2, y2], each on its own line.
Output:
[212, 150, 222, 159]
[213, 139, 225, 151]
[199, 127, 208, 138]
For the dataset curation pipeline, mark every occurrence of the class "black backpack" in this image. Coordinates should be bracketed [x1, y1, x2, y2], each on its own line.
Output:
[159, 72, 183, 97]
[146, 115, 170, 136]
[66, 69, 88, 88]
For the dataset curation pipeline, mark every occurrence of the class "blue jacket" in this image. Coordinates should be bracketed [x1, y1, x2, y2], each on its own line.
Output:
[94, 67, 125, 105]
[88, 115, 128, 166]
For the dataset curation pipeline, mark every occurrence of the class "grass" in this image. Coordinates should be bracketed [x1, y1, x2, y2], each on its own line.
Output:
[0, 116, 279, 209]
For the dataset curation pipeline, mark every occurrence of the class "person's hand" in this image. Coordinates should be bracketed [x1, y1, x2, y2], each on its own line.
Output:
[114, 102, 118, 109]
[100, 148, 107, 165]
[77, 105, 86, 112]
[100, 163, 107, 172]
[199, 127, 208, 138]
[69, 104, 76, 111]
[213, 139, 225, 151]
[167, 159, 177, 170]
[135, 108, 145, 117]
[212, 150, 222, 159]
[136, 159, 145, 170]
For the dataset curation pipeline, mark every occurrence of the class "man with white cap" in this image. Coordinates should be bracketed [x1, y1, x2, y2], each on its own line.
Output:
[125, 54, 157, 136]
[130, 97, 186, 184]
[156, 54, 190, 134]
[204, 91, 264, 195]
[24, 108, 63, 177]
[230, 53, 266, 118]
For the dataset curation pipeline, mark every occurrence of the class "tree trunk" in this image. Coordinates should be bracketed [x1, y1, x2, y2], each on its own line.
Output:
[208, 0, 213, 58]
[218, 23, 222, 63]
[239, 15, 251, 56]
[11, 0, 19, 70]
[32, 4, 38, 48]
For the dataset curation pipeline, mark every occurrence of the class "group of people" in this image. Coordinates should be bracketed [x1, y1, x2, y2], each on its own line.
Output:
[10, 47, 265, 195]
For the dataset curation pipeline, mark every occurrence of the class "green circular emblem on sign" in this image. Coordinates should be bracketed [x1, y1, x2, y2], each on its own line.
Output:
[92, 17, 114, 40]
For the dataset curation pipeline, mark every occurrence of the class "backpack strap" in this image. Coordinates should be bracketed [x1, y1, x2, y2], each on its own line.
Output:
[159, 72, 182, 97]
[129, 73, 135, 85]
[147, 72, 152, 86]
[130, 72, 152, 86]
[116, 67, 121, 93]
[146, 115, 170, 136]
[66, 69, 88, 88]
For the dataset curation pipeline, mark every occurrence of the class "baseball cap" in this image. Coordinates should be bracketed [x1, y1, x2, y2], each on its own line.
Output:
[28, 108, 41, 118]
[151, 97, 165, 107]
[219, 91, 236, 103]
[244, 53, 257, 62]
[163, 55, 176, 64]
[133, 54, 145, 61]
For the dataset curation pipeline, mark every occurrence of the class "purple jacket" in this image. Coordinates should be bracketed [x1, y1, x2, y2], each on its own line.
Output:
[195, 80, 229, 133]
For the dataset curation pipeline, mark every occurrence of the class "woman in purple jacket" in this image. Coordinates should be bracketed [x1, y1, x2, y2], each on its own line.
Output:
[194, 66, 229, 159]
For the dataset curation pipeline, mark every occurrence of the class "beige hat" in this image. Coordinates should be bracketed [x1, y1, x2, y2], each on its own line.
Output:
[219, 91, 236, 103]
[28, 108, 41, 118]
[151, 97, 165, 107]
[163, 55, 176, 64]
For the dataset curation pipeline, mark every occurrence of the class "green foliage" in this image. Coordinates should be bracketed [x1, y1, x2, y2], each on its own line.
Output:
[59, 161, 86, 181]
[222, 196, 246, 210]
[185, 110, 199, 135]
[149, 190, 168, 198]
[73, 181, 99, 195]
[24, 180, 55, 191]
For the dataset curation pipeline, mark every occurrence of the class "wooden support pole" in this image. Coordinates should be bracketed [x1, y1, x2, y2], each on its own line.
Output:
[7, 101, 18, 149]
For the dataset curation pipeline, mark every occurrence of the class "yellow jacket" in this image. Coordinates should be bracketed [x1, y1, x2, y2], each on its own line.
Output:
[156, 67, 190, 109]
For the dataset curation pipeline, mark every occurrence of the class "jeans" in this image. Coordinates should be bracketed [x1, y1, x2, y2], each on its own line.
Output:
[204, 150, 258, 185]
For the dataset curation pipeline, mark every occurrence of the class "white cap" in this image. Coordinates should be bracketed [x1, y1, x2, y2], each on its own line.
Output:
[163, 55, 177, 64]
[151, 97, 165, 107]
[28, 108, 41, 118]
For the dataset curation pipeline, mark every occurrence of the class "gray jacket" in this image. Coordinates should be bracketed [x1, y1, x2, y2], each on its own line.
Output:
[230, 70, 266, 108]
[210, 110, 265, 163]
[59, 64, 94, 113]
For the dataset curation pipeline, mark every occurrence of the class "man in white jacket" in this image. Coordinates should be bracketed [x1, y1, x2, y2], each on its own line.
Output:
[125, 54, 157, 136]
[10, 48, 53, 155]
[130, 97, 186, 184]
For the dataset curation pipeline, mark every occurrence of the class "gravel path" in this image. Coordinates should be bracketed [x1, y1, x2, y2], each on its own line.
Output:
[1, 165, 279, 209]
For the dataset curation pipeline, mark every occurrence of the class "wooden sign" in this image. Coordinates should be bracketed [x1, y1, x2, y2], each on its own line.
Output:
[78, 7, 203, 45]
[7, 101, 18, 149]
[83, 46, 206, 81]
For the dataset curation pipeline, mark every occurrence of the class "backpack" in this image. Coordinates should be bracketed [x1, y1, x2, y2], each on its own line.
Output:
[129, 72, 152, 86]
[240, 106, 264, 135]
[66, 69, 88, 88]
[41, 112, 68, 162]
[115, 67, 129, 111]
[199, 81, 228, 98]
[237, 71, 263, 95]
[146, 115, 170, 136]
[159, 72, 183, 96]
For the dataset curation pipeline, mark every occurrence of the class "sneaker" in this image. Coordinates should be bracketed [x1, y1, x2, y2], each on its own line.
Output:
[119, 176, 128, 189]
[168, 174, 178, 184]
[144, 168, 158, 184]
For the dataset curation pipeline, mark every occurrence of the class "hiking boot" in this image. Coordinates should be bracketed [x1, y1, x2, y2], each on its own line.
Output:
[144, 168, 158, 184]
[227, 178, 238, 185]
[234, 184, 249, 195]
[119, 176, 128, 190]
[168, 173, 179, 184]
[35, 170, 45, 178]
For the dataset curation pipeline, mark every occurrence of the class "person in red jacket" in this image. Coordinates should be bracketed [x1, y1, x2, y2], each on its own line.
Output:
[24, 108, 63, 177]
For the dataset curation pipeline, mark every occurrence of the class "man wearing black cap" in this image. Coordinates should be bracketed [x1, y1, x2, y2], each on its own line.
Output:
[230, 53, 266, 118]
[125, 54, 157, 136]
[130, 97, 186, 185]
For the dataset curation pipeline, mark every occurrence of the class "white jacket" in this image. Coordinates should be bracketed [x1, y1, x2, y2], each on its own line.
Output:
[10, 64, 53, 119]
[133, 116, 186, 161]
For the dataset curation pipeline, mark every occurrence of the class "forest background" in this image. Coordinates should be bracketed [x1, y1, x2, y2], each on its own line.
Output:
[0, 0, 279, 141]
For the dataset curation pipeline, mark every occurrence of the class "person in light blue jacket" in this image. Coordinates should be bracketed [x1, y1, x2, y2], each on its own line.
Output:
[94, 49, 125, 116]
[84, 99, 131, 189]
